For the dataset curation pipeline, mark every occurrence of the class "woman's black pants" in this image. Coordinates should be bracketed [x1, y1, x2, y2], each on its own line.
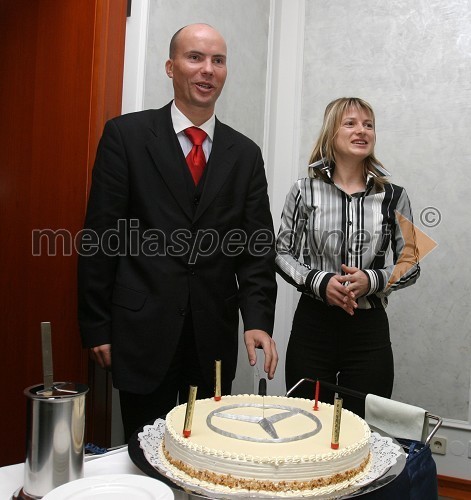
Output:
[285, 294, 394, 417]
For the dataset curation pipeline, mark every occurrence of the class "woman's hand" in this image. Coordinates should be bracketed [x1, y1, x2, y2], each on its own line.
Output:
[326, 275, 357, 315]
[338, 264, 369, 298]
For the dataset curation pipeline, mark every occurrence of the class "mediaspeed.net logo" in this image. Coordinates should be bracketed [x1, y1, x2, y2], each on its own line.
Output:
[387, 210, 438, 288]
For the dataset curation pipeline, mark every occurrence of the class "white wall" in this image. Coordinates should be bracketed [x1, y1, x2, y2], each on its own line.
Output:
[143, 0, 270, 148]
[300, 0, 471, 420]
[121, 0, 471, 479]
[297, 0, 471, 479]
[121, 0, 273, 401]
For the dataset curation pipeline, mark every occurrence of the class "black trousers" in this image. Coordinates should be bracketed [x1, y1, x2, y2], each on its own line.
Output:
[285, 294, 394, 417]
[119, 313, 232, 442]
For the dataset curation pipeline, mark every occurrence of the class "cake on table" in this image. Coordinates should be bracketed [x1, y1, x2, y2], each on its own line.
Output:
[159, 394, 372, 497]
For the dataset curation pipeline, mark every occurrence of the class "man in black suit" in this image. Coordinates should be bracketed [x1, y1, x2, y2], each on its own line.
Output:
[78, 23, 278, 440]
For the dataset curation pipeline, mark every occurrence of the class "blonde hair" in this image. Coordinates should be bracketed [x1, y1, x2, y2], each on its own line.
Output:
[308, 97, 388, 189]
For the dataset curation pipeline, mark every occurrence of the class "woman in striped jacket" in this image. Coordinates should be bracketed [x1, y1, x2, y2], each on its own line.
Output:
[276, 97, 420, 417]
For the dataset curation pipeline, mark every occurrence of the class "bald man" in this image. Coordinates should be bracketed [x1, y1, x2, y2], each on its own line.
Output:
[78, 24, 278, 440]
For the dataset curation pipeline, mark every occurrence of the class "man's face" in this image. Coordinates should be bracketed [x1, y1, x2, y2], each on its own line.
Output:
[166, 25, 227, 118]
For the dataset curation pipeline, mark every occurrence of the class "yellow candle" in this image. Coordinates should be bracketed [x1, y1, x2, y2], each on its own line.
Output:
[331, 397, 343, 449]
[214, 359, 221, 401]
[183, 385, 198, 438]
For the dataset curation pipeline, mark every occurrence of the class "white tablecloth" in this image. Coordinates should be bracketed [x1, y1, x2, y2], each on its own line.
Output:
[0, 447, 186, 500]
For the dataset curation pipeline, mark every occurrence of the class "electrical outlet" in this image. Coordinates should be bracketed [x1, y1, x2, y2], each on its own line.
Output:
[430, 436, 447, 455]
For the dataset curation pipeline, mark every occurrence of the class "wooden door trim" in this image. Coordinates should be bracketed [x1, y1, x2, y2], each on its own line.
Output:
[84, 0, 127, 447]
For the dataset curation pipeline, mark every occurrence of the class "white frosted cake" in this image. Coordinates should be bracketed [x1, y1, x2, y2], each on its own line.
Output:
[160, 395, 371, 496]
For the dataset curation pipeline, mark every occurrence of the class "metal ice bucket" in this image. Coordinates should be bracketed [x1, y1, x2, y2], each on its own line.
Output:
[22, 382, 88, 499]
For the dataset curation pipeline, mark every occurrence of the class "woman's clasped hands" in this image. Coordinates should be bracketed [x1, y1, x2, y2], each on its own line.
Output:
[326, 264, 370, 315]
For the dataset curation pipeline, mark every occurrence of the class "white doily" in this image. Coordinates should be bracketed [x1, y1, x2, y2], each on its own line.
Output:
[138, 419, 403, 499]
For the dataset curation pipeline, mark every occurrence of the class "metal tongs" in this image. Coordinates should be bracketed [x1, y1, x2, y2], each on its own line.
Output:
[37, 322, 78, 396]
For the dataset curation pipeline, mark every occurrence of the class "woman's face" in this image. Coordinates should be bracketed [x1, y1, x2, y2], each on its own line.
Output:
[334, 107, 375, 163]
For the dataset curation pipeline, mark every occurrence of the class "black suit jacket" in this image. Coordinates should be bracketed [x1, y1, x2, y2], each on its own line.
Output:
[78, 103, 277, 394]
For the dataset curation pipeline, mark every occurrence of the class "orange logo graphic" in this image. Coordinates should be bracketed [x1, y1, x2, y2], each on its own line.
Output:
[387, 211, 438, 288]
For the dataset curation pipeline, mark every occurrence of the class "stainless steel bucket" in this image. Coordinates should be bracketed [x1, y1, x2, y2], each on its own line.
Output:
[22, 382, 89, 499]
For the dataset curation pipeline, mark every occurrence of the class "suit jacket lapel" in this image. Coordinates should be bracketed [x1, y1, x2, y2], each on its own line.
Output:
[193, 119, 237, 223]
[145, 105, 193, 221]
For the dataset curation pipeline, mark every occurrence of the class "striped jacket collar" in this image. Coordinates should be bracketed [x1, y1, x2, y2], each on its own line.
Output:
[308, 158, 391, 181]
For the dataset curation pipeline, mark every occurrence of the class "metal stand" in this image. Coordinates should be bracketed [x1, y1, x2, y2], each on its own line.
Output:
[286, 378, 443, 446]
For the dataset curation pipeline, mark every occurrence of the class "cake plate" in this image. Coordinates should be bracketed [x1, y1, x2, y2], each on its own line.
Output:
[128, 420, 406, 500]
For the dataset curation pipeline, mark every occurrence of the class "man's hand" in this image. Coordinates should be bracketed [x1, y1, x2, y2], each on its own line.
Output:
[244, 329, 278, 380]
[89, 344, 111, 369]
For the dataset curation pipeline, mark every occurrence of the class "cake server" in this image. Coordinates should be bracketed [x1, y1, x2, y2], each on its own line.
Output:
[40, 322, 54, 395]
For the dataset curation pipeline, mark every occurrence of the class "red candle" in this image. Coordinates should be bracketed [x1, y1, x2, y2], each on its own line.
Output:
[313, 379, 320, 411]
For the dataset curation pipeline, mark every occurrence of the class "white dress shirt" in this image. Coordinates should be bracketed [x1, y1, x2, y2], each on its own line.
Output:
[171, 101, 215, 161]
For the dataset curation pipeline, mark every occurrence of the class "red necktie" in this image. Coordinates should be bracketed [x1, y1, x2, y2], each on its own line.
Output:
[184, 127, 207, 185]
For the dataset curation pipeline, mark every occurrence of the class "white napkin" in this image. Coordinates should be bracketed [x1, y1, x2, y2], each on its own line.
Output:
[365, 394, 428, 442]
[84, 446, 146, 477]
